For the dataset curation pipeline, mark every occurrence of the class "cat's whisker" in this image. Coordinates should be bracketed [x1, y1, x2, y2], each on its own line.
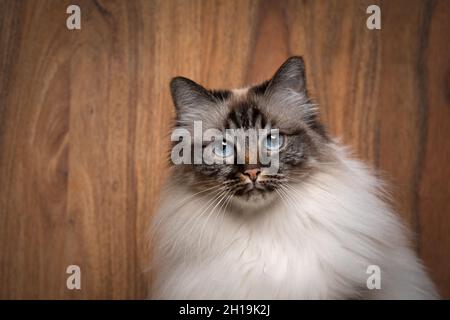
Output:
[278, 184, 316, 229]
[197, 189, 232, 253]
[285, 176, 310, 184]
[287, 176, 339, 200]
[211, 191, 236, 256]
[150, 184, 228, 245]
[274, 189, 290, 212]
[182, 188, 231, 258]
[277, 186, 299, 213]
[172, 183, 226, 208]
[292, 178, 356, 213]
[283, 184, 315, 227]
[179, 196, 226, 263]
[168, 187, 229, 261]
[278, 184, 303, 209]
[212, 189, 234, 230]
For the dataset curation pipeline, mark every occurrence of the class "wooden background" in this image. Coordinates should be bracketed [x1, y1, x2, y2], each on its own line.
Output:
[0, 0, 449, 299]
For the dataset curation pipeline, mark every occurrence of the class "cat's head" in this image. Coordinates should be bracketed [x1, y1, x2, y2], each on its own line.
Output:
[169, 57, 331, 210]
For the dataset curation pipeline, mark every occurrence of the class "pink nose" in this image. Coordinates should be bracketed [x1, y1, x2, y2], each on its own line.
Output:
[244, 168, 261, 181]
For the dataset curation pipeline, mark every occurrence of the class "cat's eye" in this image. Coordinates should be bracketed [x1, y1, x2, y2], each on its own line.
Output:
[263, 133, 285, 151]
[213, 140, 234, 158]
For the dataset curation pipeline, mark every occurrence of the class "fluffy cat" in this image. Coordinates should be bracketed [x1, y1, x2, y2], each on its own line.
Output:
[150, 57, 438, 299]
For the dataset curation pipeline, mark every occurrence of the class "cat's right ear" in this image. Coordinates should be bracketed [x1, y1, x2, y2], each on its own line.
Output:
[170, 77, 215, 120]
[266, 56, 307, 96]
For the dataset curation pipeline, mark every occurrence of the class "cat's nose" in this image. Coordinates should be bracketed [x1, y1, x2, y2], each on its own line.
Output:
[244, 168, 261, 182]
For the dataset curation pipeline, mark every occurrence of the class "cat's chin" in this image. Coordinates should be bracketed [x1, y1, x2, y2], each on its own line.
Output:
[231, 189, 278, 211]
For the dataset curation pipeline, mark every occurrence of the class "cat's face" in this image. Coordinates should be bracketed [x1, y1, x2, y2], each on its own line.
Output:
[169, 57, 330, 209]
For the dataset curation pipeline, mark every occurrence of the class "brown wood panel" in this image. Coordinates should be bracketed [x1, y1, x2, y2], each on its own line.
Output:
[418, 0, 450, 299]
[0, 0, 449, 299]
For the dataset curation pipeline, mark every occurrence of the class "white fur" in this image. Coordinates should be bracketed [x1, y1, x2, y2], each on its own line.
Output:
[231, 87, 249, 98]
[150, 144, 438, 299]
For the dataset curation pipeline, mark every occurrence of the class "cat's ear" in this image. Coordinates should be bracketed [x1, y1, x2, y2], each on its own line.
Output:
[261, 57, 317, 121]
[170, 77, 215, 119]
[266, 56, 307, 96]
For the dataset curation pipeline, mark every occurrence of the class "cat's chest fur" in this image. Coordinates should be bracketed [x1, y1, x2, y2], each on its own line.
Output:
[153, 182, 373, 299]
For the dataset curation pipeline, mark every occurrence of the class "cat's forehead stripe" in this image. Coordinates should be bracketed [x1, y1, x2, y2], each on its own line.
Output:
[226, 100, 267, 129]
[209, 89, 232, 101]
[231, 87, 249, 98]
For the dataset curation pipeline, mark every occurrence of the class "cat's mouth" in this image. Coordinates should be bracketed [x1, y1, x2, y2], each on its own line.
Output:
[226, 173, 282, 203]
[234, 180, 275, 197]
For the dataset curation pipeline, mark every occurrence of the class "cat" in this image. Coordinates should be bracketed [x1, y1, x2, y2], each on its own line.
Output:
[150, 56, 438, 299]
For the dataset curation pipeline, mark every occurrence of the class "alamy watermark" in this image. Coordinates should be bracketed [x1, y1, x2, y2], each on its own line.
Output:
[66, 265, 81, 290]
[66, 5, 81, 30]
[366, 265, 381, 290]
[366, 5, 381, 30]
[65, 5, 381, 34]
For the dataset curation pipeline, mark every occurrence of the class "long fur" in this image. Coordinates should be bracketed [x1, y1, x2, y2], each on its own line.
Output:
[150, 57, 438, 299]
[150, 144, 438, 299]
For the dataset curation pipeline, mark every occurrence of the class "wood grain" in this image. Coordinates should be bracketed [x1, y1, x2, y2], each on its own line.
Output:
[0, 0, 449, 299]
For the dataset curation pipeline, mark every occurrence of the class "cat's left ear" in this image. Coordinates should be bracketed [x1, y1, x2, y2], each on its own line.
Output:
[266, 56, 307, 96]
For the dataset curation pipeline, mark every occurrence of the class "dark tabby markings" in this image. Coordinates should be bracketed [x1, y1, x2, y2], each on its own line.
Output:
[249, 80, 270, 96]
[225, 101, 267, 129]
[209, 89, 232, 101]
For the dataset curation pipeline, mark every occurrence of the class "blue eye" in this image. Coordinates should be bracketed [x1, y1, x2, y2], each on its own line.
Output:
[264, 133, 284, 151]
[214, 140, 234, 158]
